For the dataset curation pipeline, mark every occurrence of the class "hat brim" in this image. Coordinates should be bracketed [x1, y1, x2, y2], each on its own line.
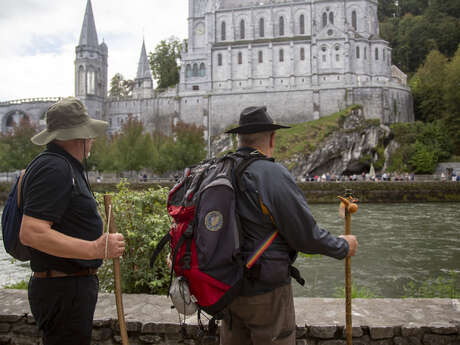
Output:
[225, 123, 290, 134]
[31, 118, 108, 146]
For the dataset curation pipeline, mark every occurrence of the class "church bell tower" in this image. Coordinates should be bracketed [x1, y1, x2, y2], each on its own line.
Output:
[75, 0, 108, 120]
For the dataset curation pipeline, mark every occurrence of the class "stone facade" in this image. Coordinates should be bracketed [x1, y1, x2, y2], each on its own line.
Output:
[1, 290, 459, 345]
[0, 0, 414, 141]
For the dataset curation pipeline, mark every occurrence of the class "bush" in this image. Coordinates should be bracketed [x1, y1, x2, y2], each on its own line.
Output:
[389, 121, 453, 173]
[95, 181, 171, 294]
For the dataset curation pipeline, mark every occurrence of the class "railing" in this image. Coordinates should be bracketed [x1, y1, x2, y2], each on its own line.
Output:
[0, 97, 62, 106]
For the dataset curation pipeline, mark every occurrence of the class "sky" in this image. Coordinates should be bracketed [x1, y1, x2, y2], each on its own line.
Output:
[0, 0, 188, 102]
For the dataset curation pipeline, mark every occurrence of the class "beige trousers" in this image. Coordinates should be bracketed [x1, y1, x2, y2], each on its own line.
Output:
[220, 284, 296, 345]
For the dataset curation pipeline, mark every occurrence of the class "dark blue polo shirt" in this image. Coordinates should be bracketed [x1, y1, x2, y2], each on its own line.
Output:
[22, 142, 103, 273]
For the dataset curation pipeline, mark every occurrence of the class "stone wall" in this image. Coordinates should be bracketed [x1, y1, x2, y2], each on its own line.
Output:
[1, 289, 459, 345]
[179, 85, 414, 137]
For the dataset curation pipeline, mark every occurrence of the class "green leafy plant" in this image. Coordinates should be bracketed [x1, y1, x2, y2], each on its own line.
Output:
[3, 280, 28, 290]
[403, 271, 459, 298]
[333, 282, 381, 298]
[95, 181, 171, 294]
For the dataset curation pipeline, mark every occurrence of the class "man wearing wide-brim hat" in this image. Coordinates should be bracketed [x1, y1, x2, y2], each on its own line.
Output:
[19, 97, 125, 345]
[220, 106, 358, 345]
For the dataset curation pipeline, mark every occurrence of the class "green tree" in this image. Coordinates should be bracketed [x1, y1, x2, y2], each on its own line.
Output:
[443, 45, 460, 154]
[378, 0, 398, 21]
[392, 14, 437, 74]
[156, 122, 206, 174]
[0, 119, 43, 171]
[409, 140, 438, 173]
[389, 121, 453, 173]
[410, 50, 448, 122]
[0, 142, 11, 172]
[87, 133, 117, 172]
[113, 118, 154, 174]
[148, 37, 183, 90]
[109, 73, 134, 98]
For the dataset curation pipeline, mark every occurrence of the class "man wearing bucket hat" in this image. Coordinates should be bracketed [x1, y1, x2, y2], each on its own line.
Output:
[19, 97, 125, 345]
[220, 106, 358, 345]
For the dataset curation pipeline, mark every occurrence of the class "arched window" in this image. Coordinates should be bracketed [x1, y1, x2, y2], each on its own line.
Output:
[200, 63, 206, 77]
[240, 19, 245, 39]
[364, 47, 367, 59]
[279, 49, 284, 62]
[193, 63, 199, 76]
[221, 21, 226, 41]
[78, 66, 85, 95]
[329, 12, 334, 25]
[300, 47, 305, 61]
[279, 16, 285, 36]
[258, 51, 263, 63]
[87, 68, 95, 95]
[375, 48, 379, 60]
[352, 11, 357, 30]
[186, 64, 192, 77]
[299, 14, 305, 34]
[217, 54, 222, 66]
[238, 52, 242, 64]
[322, 12, 327, 28]
[356, 46, 360, 59]
[259, 18, 265, 37]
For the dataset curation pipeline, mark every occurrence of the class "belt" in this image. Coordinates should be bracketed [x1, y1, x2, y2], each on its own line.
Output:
[33, 268, 98, 278]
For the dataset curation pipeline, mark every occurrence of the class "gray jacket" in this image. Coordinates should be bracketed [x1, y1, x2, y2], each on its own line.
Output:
[236, 148, 349, 295]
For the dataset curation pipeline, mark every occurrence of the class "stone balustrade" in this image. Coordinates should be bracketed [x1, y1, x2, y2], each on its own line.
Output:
[0, 97, 62, 106]
[1, 289, 459, 345]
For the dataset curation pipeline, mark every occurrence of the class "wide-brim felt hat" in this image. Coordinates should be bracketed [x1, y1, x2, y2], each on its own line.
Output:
[225, 106, 290, 134]
[31, 97, 108, 145]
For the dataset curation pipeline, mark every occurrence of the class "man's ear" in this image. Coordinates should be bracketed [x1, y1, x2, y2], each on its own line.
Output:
[269, 132, 276, 149]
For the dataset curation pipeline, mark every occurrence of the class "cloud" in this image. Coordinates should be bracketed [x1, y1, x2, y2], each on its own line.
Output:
[0, 0, 188, 101]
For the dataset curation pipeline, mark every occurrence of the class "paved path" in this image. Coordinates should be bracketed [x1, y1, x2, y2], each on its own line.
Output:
[1, 289, 459, 328]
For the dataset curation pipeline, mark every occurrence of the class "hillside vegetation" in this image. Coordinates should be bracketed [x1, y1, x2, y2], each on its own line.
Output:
[274, 105, 361, 162]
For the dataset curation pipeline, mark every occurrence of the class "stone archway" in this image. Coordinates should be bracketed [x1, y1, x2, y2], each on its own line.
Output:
[2, 110, 30, 133]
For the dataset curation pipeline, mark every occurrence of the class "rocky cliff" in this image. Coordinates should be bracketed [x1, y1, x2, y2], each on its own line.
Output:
[211, 106, 397, 179]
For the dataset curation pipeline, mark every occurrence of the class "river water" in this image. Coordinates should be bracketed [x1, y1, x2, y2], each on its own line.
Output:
[1, 203, 459, 297]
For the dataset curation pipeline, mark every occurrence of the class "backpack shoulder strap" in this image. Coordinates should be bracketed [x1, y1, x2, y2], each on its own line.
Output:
[16, 170, 26, 208]
[231, 150, 274, 193]
[20, 152, 80, 208]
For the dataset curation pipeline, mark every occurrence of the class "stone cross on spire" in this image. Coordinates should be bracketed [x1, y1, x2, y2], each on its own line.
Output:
[79, 0, 99, 47]
[136, 40, 152, 80]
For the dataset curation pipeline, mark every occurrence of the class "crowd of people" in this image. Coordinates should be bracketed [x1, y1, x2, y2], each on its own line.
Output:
[302, 171, 416, 182]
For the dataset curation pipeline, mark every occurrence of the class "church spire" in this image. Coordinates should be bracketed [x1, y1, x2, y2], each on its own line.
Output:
[78, 0, 99, 47]
[136, 39, 152, 80]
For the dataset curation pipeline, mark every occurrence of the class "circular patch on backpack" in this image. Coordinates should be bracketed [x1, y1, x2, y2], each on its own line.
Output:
[204, 211, 223, 232]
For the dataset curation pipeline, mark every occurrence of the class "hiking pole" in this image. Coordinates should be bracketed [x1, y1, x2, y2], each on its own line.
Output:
[338, 192, 358, 345]
[104, 195, 129, 345]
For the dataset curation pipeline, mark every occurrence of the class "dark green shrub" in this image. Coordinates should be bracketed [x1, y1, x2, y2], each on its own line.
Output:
[96, 182, 171, 294]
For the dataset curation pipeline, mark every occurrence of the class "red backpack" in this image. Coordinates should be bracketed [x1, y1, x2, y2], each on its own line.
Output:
[150, 152, 278, 319]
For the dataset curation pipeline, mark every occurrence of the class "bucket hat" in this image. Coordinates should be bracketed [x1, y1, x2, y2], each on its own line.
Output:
[31, 97, 108, 145]
[225, 106, 290, 134]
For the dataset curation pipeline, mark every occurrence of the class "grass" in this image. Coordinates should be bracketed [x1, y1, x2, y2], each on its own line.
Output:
[3, 280, 28, 289]
[333, 282, 382, 298]
[274, 105, 362, 162]
[402, 271, 459, 299]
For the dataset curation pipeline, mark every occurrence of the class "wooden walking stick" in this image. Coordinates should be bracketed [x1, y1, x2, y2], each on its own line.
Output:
[338, 191, 358, 345]
[104, 195, 129, 345]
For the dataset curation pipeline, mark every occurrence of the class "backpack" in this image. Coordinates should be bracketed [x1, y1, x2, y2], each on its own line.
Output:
[150, 151, 281, 319]
[1, 152, 77, 261]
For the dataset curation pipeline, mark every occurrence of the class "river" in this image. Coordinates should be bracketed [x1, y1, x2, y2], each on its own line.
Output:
[1, 203, 459, 297]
